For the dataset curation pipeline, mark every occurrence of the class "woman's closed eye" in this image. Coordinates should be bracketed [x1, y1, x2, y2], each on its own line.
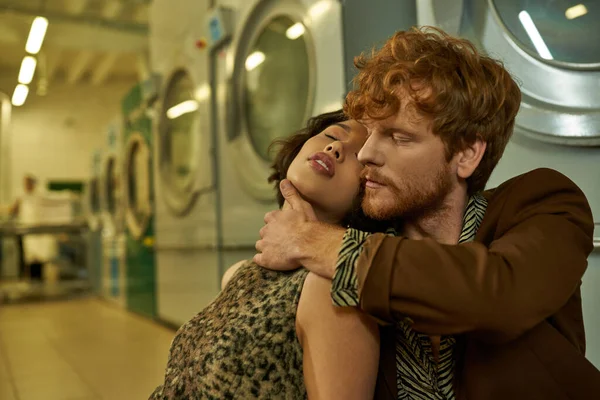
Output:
[325, 134, 338, 141]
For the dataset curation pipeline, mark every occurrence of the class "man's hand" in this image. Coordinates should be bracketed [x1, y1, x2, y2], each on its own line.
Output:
[254, 180, 345, 279]
[253, 180, 317, 270]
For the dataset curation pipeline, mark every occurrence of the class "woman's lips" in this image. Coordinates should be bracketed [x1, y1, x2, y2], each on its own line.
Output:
[308, 152, 335, 177]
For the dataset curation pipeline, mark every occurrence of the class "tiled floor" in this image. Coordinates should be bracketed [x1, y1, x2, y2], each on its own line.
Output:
[0, 298, 176, 400]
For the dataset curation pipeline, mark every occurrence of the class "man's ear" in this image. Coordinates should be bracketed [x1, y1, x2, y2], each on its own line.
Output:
[455, 138, 486, 180]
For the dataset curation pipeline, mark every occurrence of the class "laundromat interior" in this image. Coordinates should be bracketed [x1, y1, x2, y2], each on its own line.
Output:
[0, 0, 599, 399]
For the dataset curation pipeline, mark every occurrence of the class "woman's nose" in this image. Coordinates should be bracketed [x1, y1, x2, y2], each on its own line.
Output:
[325, 141, 344, 162]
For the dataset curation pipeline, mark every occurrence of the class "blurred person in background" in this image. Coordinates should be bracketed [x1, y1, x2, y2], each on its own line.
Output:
[8, 174, 46, 280]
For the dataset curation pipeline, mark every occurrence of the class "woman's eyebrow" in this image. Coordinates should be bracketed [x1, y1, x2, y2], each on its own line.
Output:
[333, 123, 351, 133]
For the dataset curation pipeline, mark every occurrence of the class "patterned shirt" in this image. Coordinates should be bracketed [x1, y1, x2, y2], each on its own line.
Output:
[331, 194, 488, 399]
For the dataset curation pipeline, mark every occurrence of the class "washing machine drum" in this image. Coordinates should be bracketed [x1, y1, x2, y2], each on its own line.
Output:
[227, 3, 318, 201]
[158, 69, 207, 215]
[444, 0, 600, 146]
[125, 133, 152, 239]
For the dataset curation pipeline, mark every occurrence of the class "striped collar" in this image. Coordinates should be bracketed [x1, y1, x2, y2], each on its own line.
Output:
[458, 193, 488, 243]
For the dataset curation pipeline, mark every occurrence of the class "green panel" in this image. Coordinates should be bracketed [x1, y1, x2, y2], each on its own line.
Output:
[126, 230, 156, 318]
[122, 79, 157, 319]
[122, 83, 143, 117]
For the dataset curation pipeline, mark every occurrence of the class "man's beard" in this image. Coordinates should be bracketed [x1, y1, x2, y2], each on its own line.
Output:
[361, 164, 454, 222]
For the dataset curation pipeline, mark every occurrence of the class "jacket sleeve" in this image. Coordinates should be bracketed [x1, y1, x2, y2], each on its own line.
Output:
[355, 169, 595, 341]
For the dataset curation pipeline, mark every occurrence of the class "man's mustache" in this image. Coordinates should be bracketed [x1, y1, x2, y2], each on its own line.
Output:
[360, 167, 393, 187]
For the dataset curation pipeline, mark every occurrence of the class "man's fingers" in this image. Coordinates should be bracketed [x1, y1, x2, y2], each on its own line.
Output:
[280, 180, 306, 211]
[258, 225, 267, 239]
[264, 210, 278, 224]
[280, 180, 318, 221]
[282, 200, 293, 211]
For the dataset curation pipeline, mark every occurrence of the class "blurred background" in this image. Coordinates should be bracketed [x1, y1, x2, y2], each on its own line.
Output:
[0, 0, 598, 399]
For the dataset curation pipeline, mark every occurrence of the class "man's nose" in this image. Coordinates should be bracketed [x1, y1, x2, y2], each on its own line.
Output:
[357, 134, 382, 166]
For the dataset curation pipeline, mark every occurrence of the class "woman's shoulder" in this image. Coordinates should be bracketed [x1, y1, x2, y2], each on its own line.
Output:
[221, 260, 250, 289]
[222, 260, 309, 291]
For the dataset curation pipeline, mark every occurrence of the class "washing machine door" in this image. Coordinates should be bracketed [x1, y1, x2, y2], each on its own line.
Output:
[157, 69, 207, 216]
[422, 0, 600, 146]
[227, 0, 316, 201]
[87, 176, 102, 229]
[124, 133, 152, 240]
[101, 155, 120, 229]
[89, 177, 101, 214]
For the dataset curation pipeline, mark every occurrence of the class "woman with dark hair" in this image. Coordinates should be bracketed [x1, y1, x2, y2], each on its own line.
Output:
[150, 110, 385, 399]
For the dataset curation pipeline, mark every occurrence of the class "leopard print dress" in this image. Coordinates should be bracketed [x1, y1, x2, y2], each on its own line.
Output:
[150, 262, 309, 399]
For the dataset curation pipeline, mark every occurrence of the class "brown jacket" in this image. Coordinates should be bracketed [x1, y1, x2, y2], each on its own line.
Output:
[355, 168, 600, 399]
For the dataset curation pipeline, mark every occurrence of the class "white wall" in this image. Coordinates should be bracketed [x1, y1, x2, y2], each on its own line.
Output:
[4, 79, 135, 199]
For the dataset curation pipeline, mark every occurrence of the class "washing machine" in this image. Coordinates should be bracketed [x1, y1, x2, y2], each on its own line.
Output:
[418, 0, 600, 368]
[122, 80, 159, 318]
[208, 0, 346, 278]
[150, 0, 218, 326]
[100, 119, 127, 308]
[84, 149, 103, 295]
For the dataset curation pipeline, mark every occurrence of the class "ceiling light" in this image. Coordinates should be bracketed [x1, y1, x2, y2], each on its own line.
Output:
[309, 1, 331, 20]
[12, 84, 29, 107]
[166, 100, 198, 119]
[245, 51, 266, 71]
[18, 56, 37, 84]
[565, 4, 588, 20]
[194, 84, 210, 102]
[286, 23, 306, 40]
[518, 11, 553, 60]
[25, 16, 49, 55]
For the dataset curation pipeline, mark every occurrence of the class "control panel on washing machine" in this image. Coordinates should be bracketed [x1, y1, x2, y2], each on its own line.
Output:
[207, 7, 233, 48]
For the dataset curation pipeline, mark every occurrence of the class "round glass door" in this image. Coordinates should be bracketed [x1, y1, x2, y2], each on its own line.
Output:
[492, 0, 600, 67]
[227, 4, 315, 201]
[158, 69, 201, 214]
[243, 15, 311, 161]
[90, 177, 101, 214]
[456, 0, 600, 145]
[125, 134, 151, 239]
[105, 157, 117, 215]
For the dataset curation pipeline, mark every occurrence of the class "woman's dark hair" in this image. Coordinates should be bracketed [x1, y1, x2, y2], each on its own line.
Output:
[267, 109, 391, 234]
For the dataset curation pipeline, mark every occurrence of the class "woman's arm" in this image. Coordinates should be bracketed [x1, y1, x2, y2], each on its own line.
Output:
[296, 272, 380, 400]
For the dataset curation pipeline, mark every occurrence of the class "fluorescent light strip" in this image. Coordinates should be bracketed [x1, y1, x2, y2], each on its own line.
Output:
[286, 23, 305, 40]
[18, 56, 37, 84]
[518, 10, 553, 60]
[565, 4, 588, 20]
[166, 100, 198, 119]
[25, 16, 49, 55]
[12, 84, 29, 107]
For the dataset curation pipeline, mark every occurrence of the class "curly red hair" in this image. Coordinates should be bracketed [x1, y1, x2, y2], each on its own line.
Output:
[344, 26, 522, 194]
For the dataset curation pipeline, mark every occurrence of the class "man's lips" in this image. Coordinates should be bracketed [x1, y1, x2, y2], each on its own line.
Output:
[308, 152, 335, 177]
[365, 179, 385, 188]
[362, 169, 388, 189]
